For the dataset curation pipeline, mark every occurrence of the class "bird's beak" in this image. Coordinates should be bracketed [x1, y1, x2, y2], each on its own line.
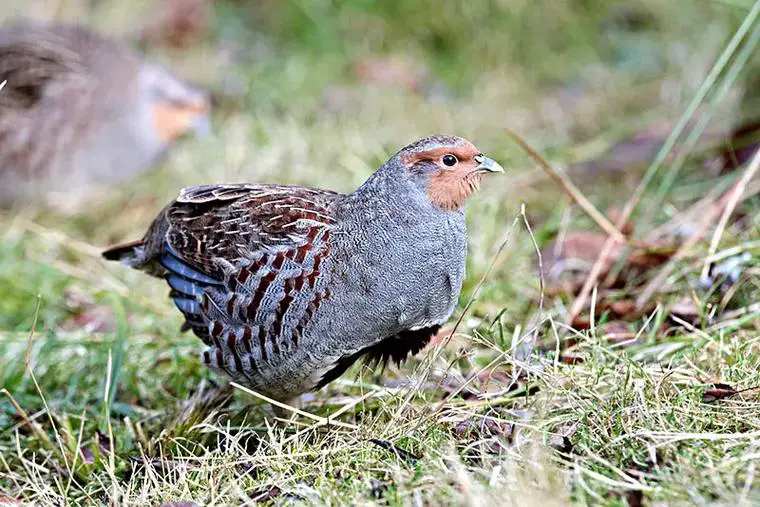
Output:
[191, 111, 212, 136]
[474, 154, 504, 173]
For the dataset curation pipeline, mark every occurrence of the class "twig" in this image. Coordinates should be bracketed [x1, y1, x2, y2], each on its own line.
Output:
[700, 147, 760, 280]
[0, 389, 55, 450]
[505, 129, 628, 244]
[230, 382, 359, 430]
[17, 218, 105, 258]
[521, 204, 545, 317]
[280, 391, 376, 446]
[518, 204, 545, 361]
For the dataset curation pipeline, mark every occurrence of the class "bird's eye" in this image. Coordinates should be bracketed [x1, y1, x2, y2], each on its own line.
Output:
[442, 154, 458, 167]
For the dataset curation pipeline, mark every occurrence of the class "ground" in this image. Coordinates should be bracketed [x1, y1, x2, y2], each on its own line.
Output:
[2, 0, 760, 505]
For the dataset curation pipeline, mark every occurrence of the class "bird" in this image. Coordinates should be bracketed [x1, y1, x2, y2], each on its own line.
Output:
[102, 135, 504, 411]
[0, 21, 210, 206]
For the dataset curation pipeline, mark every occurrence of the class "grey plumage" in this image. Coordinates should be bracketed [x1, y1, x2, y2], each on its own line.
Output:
[0, 21, 210, 205]
[103, 135, 504, 402]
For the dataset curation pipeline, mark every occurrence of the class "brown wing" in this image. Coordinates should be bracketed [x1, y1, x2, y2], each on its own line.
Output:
[156, 183, 340, 275]
[131, 184, 342, 362]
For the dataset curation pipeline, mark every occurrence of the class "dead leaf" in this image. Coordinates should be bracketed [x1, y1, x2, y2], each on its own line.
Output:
[570, 315, 592, 330]
[670, 297, 700, 323]
[715, 118, 760, 174]
[625, 490, 644, 507]
[452, 415, 513, 456]
[567, 133, 664, 178]
[559, 353, 585, 364]
[80, 446, 95, 464]
[544, 228, 675, 326]
[96, 430, 111, 455]
[609, 299, 636, 317]
[598, 321, 636, 343]
[81, 429, 112, 464]
[543, 233, 675, 291]
[566, 112, 730, 180]
[702, 383, 738, 403]
[452, 416, 511, 440]
[61, 289, 116, 332]
[542, 231, 624, 292]
[544, 231, 623, 275]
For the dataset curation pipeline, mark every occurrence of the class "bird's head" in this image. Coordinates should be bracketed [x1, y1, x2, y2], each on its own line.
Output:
[138, 64, 211, 145]
[392, 135, 504, 211]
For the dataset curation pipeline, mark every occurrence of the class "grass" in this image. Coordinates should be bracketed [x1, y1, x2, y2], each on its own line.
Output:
[3, 0, 760, 504]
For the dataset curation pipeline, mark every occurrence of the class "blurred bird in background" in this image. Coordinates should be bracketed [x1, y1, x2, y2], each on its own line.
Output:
[0, 21, 211, 209]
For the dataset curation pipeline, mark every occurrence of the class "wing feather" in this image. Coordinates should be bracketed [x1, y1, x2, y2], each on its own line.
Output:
[133, 183, 341, 375]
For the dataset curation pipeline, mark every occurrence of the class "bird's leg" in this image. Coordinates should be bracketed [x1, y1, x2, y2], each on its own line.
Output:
[271, 396, 302, 420]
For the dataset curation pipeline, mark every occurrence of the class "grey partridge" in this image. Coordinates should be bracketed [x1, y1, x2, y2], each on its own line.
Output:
[103, 135, 503, 408]
[0, 21, 210, 205]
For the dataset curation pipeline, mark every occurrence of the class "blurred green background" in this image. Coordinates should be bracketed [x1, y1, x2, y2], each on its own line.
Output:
[2, 2, 760, 504]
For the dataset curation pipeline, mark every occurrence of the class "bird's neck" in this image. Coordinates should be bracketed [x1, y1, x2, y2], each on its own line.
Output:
[346, 168, 436, 218]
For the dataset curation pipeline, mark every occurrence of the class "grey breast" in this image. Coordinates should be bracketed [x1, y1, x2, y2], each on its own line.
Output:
[299, 191, 468, 369]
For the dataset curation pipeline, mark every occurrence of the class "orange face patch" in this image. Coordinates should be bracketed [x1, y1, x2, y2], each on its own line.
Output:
[427, 168, 483, 211]
[152, 99, 209, 143]
[402, 142, 485, 211]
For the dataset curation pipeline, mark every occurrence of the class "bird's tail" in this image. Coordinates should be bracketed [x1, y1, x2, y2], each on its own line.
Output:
[102, 240, 144, 265]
